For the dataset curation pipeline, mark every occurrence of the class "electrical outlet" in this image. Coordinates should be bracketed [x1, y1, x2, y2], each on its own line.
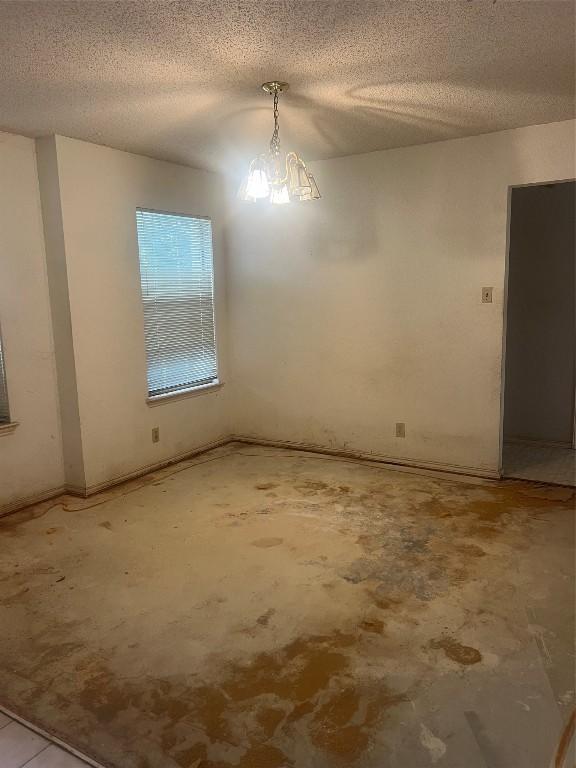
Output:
[482, 287, 493, 303]
[395, 422, 406, 438]
[152, 427, 160, 443]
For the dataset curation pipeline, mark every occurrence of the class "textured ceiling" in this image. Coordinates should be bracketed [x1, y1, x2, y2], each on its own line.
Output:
[0, 1, 574, 173]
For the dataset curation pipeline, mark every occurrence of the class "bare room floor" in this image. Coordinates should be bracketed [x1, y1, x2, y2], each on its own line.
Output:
[0, 444, 574, 768]
[502, 441, 576, 487]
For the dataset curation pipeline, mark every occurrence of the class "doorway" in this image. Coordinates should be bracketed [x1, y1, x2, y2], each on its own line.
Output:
[501, 180, 575, 486]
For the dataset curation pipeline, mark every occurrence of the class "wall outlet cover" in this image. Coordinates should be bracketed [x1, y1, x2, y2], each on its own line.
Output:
[395, 422, 406, 438]
[482, 287, 493, 303]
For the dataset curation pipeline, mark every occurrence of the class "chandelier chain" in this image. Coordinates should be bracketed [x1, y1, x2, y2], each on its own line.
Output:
[270, 89, 280, 155]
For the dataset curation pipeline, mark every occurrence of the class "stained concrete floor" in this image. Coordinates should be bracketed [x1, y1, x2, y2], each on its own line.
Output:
[0, 443, 574, 768]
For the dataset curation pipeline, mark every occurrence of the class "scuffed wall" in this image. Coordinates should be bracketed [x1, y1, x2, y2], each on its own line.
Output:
[226, 120, 576, 475]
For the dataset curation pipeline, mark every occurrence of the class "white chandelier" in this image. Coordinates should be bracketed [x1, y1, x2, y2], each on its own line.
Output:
[238, 81, 321, 205]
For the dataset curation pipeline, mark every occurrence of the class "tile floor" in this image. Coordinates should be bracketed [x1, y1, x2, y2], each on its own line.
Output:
[0, 713, 92, 768]
[502, 441, 576, 486]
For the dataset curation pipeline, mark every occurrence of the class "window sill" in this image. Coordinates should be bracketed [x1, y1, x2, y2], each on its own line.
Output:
[146, 381, 223, 406]
[0, 421, 19, 436]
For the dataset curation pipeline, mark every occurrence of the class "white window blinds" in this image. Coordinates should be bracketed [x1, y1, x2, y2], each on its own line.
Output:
[136, 209, 218, 398]
[0, 328, 10, 424]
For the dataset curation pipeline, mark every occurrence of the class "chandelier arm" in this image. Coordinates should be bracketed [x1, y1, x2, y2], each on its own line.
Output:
[268, 152, 303, 187]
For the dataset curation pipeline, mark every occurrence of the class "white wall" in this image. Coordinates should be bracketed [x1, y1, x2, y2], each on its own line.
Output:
[227, 120, 576, 475]
[0, 133, 65, 511]
[504, 181, 575, 444]
[2, 120, 574, 511]
[40, 136, 230, 493]
[37, 137, 87, 490]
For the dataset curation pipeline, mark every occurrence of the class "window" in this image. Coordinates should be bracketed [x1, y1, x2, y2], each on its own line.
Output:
[0, 326, 10, 424]
[135, 209, 218, 399]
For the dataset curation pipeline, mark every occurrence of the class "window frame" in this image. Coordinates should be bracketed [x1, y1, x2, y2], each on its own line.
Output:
[0, 320, 18, 434]
[135, 207, 221, 404]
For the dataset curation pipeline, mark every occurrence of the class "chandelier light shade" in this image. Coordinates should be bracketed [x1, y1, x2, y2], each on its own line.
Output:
[238, 81, 321, 205]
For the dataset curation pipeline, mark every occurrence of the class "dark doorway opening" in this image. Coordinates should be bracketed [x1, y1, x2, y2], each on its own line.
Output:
[502, 180, 575, 485]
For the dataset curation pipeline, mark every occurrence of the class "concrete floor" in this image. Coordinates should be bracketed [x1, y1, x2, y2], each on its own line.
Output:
[0, 443, 574, 768]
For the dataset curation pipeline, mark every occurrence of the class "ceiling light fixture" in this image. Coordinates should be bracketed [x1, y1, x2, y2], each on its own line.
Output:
[238, 81, 321, 205]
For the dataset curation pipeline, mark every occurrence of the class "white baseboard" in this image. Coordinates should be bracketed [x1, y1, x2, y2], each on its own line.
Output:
[505, 437, 573, 449]
[0, 433, 501, 519]
[73, 435, 231, 497]
[0, 484, 66, 519]
[0, 437, 231, 516]
[232, 434, 501, 481]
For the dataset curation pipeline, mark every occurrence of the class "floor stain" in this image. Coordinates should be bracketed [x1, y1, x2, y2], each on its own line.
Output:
[294, 480, 329, 494]
[359, 618, 384, 634]
[0, 448, 572, 768]
[255, 706, 285, 736]
[0, 585, 30, 604]
[251, 537, 283, 548]
[0, 502, 55, 534]
[68, 630, 403, 766]
[236, 744, 288, 767]
[256, 609, 275, 627]
[310, 684, 405, 760]
[430, 636, 482, 665]
[457, 543, 486, 558]
[222, 633, 353, 703]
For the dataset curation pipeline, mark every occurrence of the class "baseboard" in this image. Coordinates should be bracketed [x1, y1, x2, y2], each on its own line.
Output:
[0, 437, 231, 516]
[0, 433, 501, 518]
[71, 435, 232, 497]
[232, 434, 501, 481]
[505, 437, 573, 449]
[0, 484, 66, 519]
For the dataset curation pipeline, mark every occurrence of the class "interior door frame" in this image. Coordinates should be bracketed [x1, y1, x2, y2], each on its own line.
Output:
[498, 177, 576, 476]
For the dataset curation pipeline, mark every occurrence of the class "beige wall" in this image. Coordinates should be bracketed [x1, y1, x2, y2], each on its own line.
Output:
[227, 120, 576, 475]
[504, 181, 575, 444]
[0, 133, 65, 511]
[37, 136, 87, 490]
[40, 136, 230, 493]
[1, 120, 574, 511]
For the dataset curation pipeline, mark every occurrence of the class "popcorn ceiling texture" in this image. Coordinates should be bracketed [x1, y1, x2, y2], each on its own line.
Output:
[0, 0, 574, 172]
